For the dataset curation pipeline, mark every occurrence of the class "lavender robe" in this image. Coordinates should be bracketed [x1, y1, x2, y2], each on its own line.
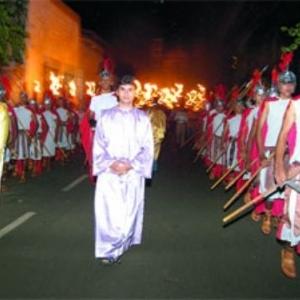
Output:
[92, 106, 154, 259]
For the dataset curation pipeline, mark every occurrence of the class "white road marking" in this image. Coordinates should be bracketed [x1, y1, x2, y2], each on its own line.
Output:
[61, 174, 88, 192]
[0, 212, 36, 239]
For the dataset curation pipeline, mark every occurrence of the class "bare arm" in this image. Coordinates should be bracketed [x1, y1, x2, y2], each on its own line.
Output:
[221, 122, 229, 151]
[275, 101, 295, 184]
[246, 118, 258, 161]
[256, 102, 269, 162]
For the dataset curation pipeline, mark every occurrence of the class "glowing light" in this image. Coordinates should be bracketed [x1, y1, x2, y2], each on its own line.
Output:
[132, 80, 207, 111]
[185, 83, 206, 112]
[68, 80, 77, 97]
[33, 80, 41, 94]
[49, 72, 63, 96]
[85, 81, 96, 97]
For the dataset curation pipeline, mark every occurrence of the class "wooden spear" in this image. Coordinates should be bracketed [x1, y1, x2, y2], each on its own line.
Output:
[210, 158, 243, 190]
[223, 153, 274, 210]
[206, 147, 227, 173]
[223, 167, 300, 224]
[224, 157, 259, 191]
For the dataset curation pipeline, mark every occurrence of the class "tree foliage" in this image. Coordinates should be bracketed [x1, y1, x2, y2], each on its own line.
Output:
[0, 0, 28, 66]
[281, 22, 300, 53]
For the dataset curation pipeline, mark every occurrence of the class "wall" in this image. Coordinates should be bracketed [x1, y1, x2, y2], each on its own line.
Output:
[9, 0, 105, 105]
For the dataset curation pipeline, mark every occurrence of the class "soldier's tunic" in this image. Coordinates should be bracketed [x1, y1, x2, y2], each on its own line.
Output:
[0, 102, 10, 189]
[277, 100, 300, 252]
[259, 98, 290, 216]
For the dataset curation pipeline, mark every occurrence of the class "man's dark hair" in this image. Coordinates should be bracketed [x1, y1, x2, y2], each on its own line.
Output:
[117, 75, 136, 88]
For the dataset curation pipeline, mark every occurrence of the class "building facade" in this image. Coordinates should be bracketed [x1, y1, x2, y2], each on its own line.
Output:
[9, 0, 109, 106]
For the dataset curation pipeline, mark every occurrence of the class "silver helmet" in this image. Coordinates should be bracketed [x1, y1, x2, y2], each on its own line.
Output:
[254, 84, 266, 96]
[44, 96, 52, 105]
[99, 69, 111, 79]
[29, 99, 36, 105]
[279, 70, 296, 84]
[267, 86, 279, 98]
[0, 83, 6, 99]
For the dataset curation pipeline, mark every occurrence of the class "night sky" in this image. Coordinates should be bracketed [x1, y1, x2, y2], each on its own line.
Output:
[65, 0, 300, 88]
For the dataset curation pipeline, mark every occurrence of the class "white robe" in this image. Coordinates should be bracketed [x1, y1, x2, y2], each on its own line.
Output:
[56, 107, 69, 149]
[14, 106, 32, 160]
[93, 106, 154, 259]
[43, 110, 57, 157]
[29, 113, 43, 160]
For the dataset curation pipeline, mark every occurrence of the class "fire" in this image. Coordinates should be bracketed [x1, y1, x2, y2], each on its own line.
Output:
[68, 80, 77, 97]
[185, 84, 206, 112]
[134, 80, 159, 107]
[33, 80, 41, 94]
[49, 72, 64, 96]
[133, 80, 207, 111]
[85, 81, 96, 97]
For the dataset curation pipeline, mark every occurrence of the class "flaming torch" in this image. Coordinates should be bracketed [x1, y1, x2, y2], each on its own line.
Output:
[85, 81, 96, 97]
[68, 80, 77, 97]
[49, 72, 63, 96]
[33, 80, 41, 94]
[33, 80, 41, 102]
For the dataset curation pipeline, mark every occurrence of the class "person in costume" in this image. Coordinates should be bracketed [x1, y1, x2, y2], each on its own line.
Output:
[89, 70, 118, 123]
[257, 52, 296, 235]
[174, 107, 188, 148]
[28, 99, 48, 177]
[236, 69, 267, 206]
[222, 99, 244, 184]
[145, 103, 167, 173]
[0, 84, 10, 192]
[209, 85, 227, 180]
[93, 75, 154, 265]
[55, 97, 72, 164]
[42, 97, 58, 171]
[13, 92, 35, 182]
[243, 72, 271, 221]
[275, 87, 300, 279]
[201, 93, 218, 167]
[80, 57, 118, 183]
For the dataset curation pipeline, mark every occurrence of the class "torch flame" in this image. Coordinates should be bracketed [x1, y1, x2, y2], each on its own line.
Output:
[68, 80, 77, 97]
[129, 79, 207, 111]
[85, 81, 96, 97]
[49, 72, 63, 96]
[33, 80, 41, 94]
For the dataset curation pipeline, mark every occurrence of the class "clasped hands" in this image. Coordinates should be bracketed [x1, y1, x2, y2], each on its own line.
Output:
[110, 160, 133, 176]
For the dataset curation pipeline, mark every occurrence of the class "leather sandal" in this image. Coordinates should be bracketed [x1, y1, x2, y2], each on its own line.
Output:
[281, 248, 297, 279]
[261, 213, 272, 235]
[251, 210, 261, 222]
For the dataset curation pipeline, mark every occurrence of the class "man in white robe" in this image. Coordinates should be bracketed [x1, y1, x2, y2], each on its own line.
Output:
[93, 75, 154, 265]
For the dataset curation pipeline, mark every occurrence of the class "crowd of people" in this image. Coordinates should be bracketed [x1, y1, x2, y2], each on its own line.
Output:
[2, 51, 299, 276]
[0, 86, 85, 192]
[193, 51, 300, 279]
[0, 63, 170, 266]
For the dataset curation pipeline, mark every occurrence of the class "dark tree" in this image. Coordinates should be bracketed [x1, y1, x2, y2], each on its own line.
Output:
[0, 0, 28, 66]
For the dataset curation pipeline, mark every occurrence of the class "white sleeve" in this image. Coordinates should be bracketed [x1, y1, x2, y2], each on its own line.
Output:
[89, 97, 96, 112]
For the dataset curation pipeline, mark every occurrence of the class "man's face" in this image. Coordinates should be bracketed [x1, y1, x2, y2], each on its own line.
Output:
[45, 103, 51, 110]
[235, 103, 243, 114]
[29, 103, 37, 110]
[278, 82, 296, 98]
[216, 103, 224, 113]
[117, 84, 135, 105]
[254, 94, 265, 105]
[57, 98, 64, 107]
[20, 92, 28, 105]
[100, 77, 112, 91]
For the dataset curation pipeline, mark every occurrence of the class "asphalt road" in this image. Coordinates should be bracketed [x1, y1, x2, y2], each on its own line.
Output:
[0, 134, 300, 299]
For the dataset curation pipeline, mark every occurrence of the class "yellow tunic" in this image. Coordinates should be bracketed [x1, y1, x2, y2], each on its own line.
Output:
[0, 102, 9, 151]
[147, 108, 167, 160]
[0, 102, 10, 188]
